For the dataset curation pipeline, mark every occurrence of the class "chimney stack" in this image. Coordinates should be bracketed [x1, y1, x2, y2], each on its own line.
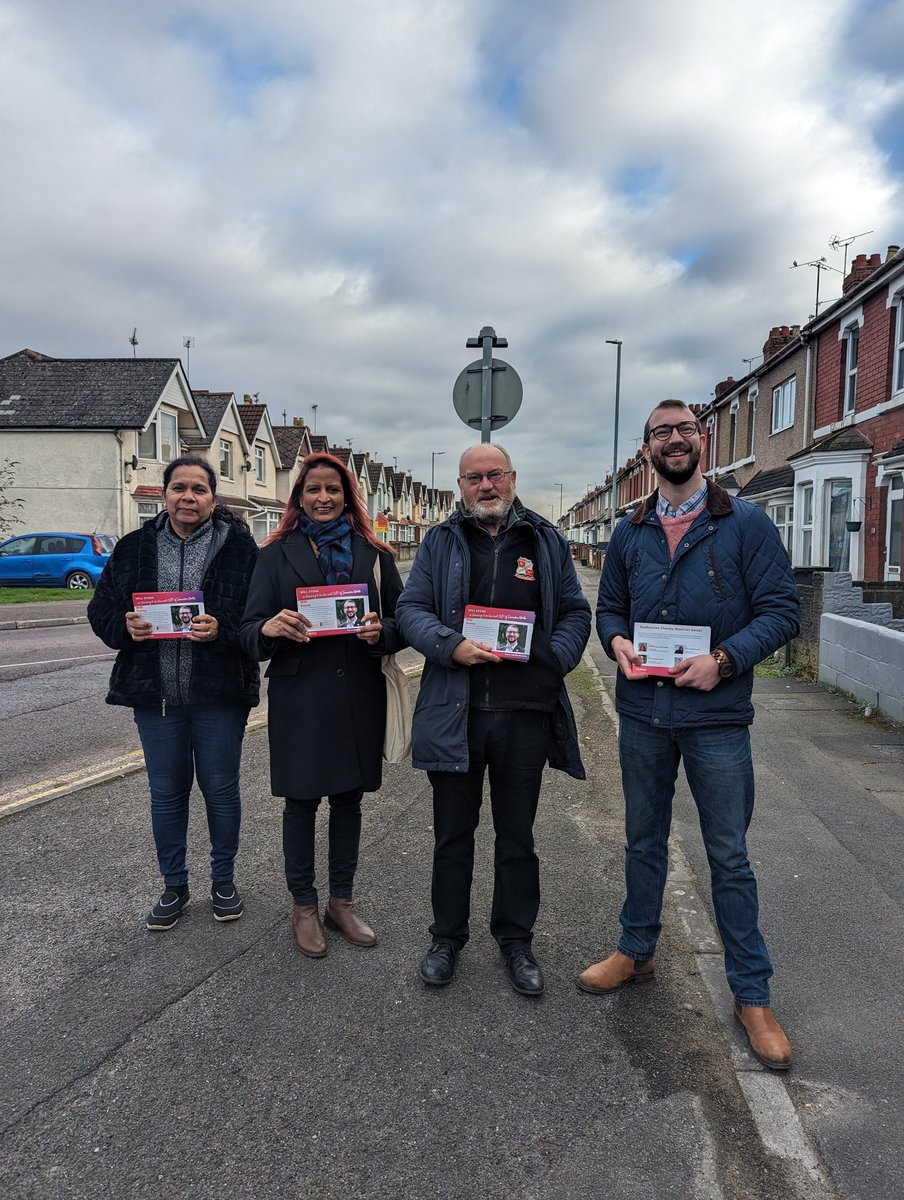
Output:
[843, 252, 882, 294]
[762, 325, 796, 361]
[714, 376, 736, 399]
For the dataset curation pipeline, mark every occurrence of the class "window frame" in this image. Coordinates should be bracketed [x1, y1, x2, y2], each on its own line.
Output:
[843, 323, 859, 416]
[254, 445, 266, 484]
[768, 498, 794, 556]
[137, 501, 160, 527]
[771, 376, 796, 434]
[219, 439, 233, 480]
[159, 411, 178, 463]
[798, 483, 814, 567]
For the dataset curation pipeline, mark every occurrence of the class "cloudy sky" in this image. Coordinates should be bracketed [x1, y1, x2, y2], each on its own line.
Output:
[3, 0, 903, 516]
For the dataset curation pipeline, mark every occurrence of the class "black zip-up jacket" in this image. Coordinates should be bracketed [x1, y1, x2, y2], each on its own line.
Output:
[88, 516, 260, 710]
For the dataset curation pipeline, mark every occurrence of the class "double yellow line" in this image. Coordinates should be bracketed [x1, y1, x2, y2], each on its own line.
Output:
[0, 750, 147, 817]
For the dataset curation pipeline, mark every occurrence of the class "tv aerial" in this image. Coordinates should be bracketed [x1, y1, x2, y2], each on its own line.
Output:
[829, 230, 873, 277]
[129, 327, 138, 357]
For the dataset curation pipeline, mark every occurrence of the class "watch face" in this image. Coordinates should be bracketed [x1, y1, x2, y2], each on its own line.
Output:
[719, 661, 733, 678]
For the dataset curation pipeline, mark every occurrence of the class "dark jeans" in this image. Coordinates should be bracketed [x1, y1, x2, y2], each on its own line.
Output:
[427, 709, 550, 953]
[617, 715, 773, 1006]
[133, 703, 250, 888]
[283, 789, 363, 905]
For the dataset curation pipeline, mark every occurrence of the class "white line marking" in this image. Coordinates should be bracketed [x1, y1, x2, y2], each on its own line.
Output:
[0, 653, 116, 669]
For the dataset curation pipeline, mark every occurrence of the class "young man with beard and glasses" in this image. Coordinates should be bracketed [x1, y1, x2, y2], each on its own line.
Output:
[578, 400, 800, 1071]
[397, 444, 590, 996]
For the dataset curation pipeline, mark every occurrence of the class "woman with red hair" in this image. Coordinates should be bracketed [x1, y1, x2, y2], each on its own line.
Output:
[241, 454, 405, 957]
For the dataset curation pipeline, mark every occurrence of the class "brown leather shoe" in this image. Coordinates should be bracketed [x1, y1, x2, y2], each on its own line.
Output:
[576, 950, 655, 994]
[324, 896, 377, 947]
[292, 904, 327, 958]
[733, 1003, 792, 1070]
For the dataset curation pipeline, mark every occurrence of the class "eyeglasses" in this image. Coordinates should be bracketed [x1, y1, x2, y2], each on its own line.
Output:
[458, 469, 513, 486]
[647, 421, 700, 442]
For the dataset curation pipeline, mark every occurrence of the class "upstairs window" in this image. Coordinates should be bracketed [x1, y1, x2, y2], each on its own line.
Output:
[843, 324, 859, 415]
[138, 410, 178, 461]
[255, 445, 265, 483]
[219, 439, 233, 479]
[160, 412, 177, 462]
[894, 297, 904, 394]
[771, 376, 795, 433]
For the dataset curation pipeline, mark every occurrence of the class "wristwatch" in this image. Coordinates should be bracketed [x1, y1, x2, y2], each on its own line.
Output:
[710, 647, 734, 678]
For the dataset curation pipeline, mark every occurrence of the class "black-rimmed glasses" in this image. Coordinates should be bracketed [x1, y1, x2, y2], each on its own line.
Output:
[647, 421, 700, 441]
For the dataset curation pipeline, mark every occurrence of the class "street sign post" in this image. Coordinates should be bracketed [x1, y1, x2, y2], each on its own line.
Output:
[453, 326, 522, 442]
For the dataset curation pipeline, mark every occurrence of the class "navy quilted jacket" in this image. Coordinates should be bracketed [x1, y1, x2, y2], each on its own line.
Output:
[396, 503, 591, 778]
[597, 483, 800, 728]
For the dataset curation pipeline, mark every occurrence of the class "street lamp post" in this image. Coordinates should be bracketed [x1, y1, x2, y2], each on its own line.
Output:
[554, 481, 564, 518]
[605, 339, 622, 528]
[431, 450, 446, 521]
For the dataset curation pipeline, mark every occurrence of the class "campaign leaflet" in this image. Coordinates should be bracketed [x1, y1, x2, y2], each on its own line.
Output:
[461, 605, 535, 661]
[632, 621, 711, 676]
[132, 591, 206, 639]
[296, 583, 372, 636]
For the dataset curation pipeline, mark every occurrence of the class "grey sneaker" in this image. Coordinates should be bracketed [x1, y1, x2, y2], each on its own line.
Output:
[212, 882, 244, 922]
[147, 888, 190, 931]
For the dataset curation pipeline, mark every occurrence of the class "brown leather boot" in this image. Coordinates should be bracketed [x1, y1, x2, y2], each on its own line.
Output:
[734, 1003, 792, 1070]
[292, 904, 327, 958]
[576, 950, 655, 994]
[324, 896, 377, 947]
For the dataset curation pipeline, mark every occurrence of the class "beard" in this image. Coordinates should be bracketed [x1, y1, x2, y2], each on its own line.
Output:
[651, 442, 701, 485]
[462, 494, 513, 526]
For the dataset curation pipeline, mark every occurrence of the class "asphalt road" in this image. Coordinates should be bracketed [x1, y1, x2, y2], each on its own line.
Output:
[1, 574, 902, 1198]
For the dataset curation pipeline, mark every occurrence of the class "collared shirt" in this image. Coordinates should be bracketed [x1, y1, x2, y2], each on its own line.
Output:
[657, 481, 708, 520]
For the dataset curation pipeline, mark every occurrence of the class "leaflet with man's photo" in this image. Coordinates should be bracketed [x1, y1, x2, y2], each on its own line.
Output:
[296, 583, 371, 636]
[132, 590, 206, 639]
[632, 621, 711, 676]
[462, 605, 535, 661]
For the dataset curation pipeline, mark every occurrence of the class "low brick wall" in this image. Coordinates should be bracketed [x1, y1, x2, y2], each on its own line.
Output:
[820, 614, 904, 724]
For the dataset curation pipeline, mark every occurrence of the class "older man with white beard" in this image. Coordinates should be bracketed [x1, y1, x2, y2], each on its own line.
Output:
[397, 443, 590, 996]
[578, 400, 800, 1071]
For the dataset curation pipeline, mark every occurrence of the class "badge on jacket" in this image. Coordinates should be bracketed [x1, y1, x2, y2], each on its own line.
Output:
[515, 557, 535, 581]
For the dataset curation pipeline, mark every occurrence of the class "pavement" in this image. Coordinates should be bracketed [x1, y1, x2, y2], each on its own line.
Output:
[0, 597, 93, 630]
[1, 588, 903, 1198]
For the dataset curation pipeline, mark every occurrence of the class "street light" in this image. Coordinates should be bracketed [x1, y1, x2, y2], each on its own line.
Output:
[554, 482, 564, 518]
[605, 339, 622, 527]
[431, 450, 446, 522]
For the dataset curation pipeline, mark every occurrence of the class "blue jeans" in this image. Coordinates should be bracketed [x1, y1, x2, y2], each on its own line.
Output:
[133, 703, 250, 888]
[617, 715, 773, 1006]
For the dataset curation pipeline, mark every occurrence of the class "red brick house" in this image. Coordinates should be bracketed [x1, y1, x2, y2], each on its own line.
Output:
[789, 245, 904, 580]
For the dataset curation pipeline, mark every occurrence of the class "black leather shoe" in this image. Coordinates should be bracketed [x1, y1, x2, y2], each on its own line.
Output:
[419, 941, 458, 986]
[506, 948, 544, 996]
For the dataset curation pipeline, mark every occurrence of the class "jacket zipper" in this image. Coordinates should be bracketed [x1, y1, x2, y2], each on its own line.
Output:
[485, 534, 502, 706]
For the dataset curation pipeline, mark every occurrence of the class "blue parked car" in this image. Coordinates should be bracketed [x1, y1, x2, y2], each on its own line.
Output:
[0, 532, 117, 589]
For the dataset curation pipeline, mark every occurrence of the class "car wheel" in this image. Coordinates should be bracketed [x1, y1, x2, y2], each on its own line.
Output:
[66, 571, 92, 590]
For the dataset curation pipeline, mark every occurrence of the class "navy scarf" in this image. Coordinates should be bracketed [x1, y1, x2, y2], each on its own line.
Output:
[298, 513, 354, 584]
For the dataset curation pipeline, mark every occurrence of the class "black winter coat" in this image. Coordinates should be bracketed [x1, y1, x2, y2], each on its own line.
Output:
[88, 517, 260, 709]
[239, 531, 404, 798]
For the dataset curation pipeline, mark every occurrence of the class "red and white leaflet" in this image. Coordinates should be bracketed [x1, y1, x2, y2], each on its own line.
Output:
[132, 590, 206, 639]
[631, 621, 711, 676]
[296, 583, 372, 636]
[461, 605, 536, 661]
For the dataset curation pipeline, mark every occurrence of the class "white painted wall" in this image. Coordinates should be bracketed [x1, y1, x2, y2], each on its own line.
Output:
[2, 430, 126, 536]
[820, 613, 904, 724]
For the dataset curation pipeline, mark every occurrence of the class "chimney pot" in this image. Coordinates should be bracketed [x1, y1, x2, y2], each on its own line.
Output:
[887, 244, 901, 262]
